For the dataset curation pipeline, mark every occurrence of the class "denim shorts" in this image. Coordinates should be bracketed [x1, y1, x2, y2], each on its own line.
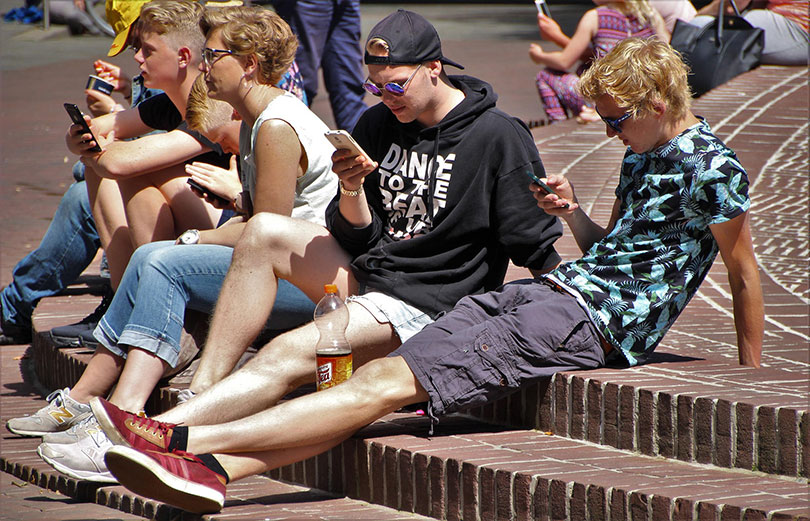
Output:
[390, 279, 606, 418]
[347, 290, 434, 343]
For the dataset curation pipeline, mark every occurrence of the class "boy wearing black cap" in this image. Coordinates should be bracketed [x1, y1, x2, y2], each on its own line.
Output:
[87, 9, 563, 512]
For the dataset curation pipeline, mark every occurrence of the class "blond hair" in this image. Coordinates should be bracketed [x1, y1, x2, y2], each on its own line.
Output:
[366, 37, 390, 57]
[610, 0, 657, 27]
[579, 38, 692, 121]
[137, 0, 205, 54]
[186, 73, 234, 133]
[200, 6, 297, 86]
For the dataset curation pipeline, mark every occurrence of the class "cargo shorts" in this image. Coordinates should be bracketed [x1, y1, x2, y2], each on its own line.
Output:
[389, 278, 607, 418]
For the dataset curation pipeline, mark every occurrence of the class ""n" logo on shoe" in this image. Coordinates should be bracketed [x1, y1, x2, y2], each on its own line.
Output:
[49, 407, 75, 424]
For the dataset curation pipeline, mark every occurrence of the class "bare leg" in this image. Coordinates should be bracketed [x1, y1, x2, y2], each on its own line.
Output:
[117, 165, 221, 247]
[188, 213, 356, 394]
[68, 346, 126, 403]
[159, 303, 400, 426]
[188, 356, 427, 481]
[83, 166, 131, 289]
[107, 348, 169, 413]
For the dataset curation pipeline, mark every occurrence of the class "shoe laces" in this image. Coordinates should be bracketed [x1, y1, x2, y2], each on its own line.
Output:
[129, 415, 176, 441]
[44, 388, 69, 408]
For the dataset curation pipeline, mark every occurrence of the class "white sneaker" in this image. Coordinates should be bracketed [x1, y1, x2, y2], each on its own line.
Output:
[6, 388, 92, 436]
[37, 421, 116, 483]
[41, 414, 98, 445]
[176, 388, 196, 404]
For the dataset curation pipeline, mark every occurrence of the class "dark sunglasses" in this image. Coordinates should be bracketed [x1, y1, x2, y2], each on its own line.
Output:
[202, 47, 237, 68]
[595, 107, 632, 133]
[363, 64, 422, 97]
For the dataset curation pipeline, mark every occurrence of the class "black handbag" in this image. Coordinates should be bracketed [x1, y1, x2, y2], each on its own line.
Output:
[669, 0, 764, 97]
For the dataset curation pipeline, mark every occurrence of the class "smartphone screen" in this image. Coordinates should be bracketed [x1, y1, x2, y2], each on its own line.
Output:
[534, 0, 551, 17]
[64, 103, 102, 152]
[525, 169, 569, 209]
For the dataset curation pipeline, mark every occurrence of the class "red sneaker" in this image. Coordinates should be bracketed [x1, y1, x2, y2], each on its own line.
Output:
[104, 446, 225, 514]
[90, 397, 175, 452]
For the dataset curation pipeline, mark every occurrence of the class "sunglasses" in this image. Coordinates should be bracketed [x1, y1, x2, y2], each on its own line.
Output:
[595, 107, 632, 133]
[202, 47, 237, 68]
[363, 64, 422, 97]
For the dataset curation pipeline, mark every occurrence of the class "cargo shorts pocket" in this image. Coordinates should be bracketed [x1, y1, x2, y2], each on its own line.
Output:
[428, 327, 519, 415]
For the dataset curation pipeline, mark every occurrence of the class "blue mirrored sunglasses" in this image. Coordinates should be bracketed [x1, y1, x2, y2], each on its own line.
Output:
[595, 107, 632, 133]
[363, 64, 422, 97]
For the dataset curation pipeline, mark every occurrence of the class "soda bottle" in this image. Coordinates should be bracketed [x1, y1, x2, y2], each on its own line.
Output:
[314, 284, 352, 391]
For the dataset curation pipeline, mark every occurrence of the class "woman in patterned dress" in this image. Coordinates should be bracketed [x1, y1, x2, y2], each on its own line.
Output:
[529, 0, 668, 124]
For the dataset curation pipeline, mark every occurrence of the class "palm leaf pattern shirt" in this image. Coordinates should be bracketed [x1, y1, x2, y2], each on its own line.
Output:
[548, 119, 750, 366]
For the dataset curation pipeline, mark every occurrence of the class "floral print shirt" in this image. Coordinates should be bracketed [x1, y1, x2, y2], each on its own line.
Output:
[549, 119, 750, 365]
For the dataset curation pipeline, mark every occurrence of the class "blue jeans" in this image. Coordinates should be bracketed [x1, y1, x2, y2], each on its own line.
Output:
[272, 0, 367, 131]
[95, 241, 315, 367]
[1, 181, 99, 329]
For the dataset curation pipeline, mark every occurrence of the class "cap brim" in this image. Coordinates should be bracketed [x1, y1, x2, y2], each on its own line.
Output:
[107, 25, 131, 57]
[441, 57, 464, 70]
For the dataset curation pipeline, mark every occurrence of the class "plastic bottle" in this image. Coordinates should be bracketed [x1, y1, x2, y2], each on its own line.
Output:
[314, 284, 352, 391]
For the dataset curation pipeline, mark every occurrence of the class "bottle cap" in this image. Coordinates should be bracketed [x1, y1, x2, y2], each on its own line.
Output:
[324, 284, 338, 294]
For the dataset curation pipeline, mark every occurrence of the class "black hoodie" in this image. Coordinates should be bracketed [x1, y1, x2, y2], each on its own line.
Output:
[326, 75, 562, 318]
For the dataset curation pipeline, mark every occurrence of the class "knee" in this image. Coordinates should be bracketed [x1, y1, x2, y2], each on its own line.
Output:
[350, 357, 416, 408]
[239, 213, 294, 254]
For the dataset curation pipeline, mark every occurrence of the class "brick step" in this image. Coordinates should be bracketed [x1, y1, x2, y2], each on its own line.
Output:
[30, 291, 810, 482]
[0, 344, 433, 521]
[276, 412, 810, 520]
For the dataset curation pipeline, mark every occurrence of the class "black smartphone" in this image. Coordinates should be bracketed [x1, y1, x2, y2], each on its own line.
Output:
[64, 103, 102, 153]
[187, 177, 231, 205]
[525, 169, 569, 209]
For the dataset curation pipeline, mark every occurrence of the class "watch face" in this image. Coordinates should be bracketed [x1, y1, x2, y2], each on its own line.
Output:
[180, 230, 199, 244]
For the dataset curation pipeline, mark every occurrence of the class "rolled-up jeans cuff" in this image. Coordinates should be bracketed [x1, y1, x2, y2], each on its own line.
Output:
[94, 319, 180, 367]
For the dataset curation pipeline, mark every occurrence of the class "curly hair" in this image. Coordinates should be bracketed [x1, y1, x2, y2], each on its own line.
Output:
[137, 0, 205, 53]
[579, 38, 692, 121]
[200, 6, 297, 86]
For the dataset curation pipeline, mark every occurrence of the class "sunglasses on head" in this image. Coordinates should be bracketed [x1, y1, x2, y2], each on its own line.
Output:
[595, 106, 632, 133]
[363, 63, 422, 97]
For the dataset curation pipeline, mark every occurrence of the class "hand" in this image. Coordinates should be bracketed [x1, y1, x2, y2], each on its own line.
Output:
[529, 43, 546, 65]
[65, 114, 101, 155]
[85, 89, 118, 117]
[537, 13, 562, 42]
[93, 59, 132, 99]
[185, 155, 241, 209]
[331, 148, 378, 191]
[529, 174, 578, 215]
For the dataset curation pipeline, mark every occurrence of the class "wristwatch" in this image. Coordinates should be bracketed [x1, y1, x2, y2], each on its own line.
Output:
[177, 229, 200, 245]
[339, 181, 364, 197]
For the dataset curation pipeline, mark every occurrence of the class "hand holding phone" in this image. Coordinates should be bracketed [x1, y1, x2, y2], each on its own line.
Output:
[534, 0, 551, 17]
[525, 169, 569, 209]
[187, 177, 231, 206]
[64, 103, 102, 153]
[324, 130, 373, 164]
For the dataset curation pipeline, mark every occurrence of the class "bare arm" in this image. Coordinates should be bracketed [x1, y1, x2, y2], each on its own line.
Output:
[530, 174, 619, 254]
[651, 10, 670, 42]
[331, 148, 378, 228]
[529, 9, 598, 71]
[83, 129, 210, 179]
[709, 212, 763, 367]
[198, 119, 302, 247]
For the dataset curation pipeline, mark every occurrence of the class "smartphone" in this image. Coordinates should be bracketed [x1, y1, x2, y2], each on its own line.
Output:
[324, 130, 373, 163]
[64, 103, 102, 153]
[534, 0, 551, 17]
[525, 169, 569, 209]
[187, 177, 231, 205]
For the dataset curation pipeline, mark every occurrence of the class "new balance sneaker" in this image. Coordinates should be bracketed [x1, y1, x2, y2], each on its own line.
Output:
[90, 397, 175, 452]
[49, 285, 113, 348]
[37, 424, 117, 483]
[105, 446, 225, 514]
[6, 388, 92, 436]
[41, 414, 100, 444]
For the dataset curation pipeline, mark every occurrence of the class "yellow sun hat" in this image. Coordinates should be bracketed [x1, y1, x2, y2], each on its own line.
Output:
[106, 0, 151, 57]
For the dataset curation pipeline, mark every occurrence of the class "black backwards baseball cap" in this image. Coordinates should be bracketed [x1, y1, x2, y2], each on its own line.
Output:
[364, 9, 464, 70]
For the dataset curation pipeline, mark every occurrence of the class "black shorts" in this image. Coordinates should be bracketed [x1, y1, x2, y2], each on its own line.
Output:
[389, 279, 606, 418]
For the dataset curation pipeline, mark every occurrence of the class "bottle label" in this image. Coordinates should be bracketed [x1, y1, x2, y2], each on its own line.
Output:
[316, 351, 353, 391]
